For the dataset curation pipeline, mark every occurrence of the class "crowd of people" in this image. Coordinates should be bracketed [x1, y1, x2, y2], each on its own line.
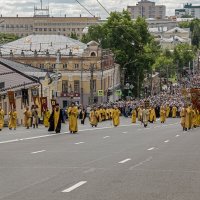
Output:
[0, 73, 199, 133]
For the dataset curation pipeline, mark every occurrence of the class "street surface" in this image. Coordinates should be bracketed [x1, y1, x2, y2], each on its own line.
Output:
[0, 117, 200, 200]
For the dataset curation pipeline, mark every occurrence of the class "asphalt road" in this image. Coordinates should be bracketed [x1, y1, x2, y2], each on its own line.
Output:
[0, 117, 200, 200]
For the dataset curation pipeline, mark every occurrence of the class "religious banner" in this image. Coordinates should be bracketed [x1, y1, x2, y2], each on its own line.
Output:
[40, 97, 48, 111]
[32, 88, 39, 104]
[190, 88, 200, 111]
[7, 91, 15, 108]
[21, 88, 29, 105]
[51, 99, 56, 109]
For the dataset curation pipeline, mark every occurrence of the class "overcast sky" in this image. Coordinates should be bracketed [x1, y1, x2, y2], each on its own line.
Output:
[0, 0, 199, 18]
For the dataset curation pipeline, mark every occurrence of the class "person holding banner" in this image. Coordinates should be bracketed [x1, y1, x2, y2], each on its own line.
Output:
[67, 102, 79, 133]
[0, 106, 4, 131]
[48, 103, 63, 133]
[23, 106, 31, 129]
[8, 107, 17, 130]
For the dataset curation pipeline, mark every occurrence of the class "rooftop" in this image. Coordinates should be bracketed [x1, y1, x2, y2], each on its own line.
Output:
[0, 59, 39, 93]
[0, 35, 87, 57]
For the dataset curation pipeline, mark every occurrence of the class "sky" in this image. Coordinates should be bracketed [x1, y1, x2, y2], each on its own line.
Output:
[0, 0, 200, 18]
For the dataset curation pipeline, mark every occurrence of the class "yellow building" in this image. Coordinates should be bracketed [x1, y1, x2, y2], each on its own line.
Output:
[0, 35, 121, 107]
[0, 4, 99, 39]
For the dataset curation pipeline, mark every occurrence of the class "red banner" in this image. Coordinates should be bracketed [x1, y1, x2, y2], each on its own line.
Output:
[40, 97, 48, 111]
[190, 88, 200, 111]
[7, 91, 15, 108]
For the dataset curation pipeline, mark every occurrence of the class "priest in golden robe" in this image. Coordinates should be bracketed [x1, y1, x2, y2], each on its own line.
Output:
[149, 106, 156, 123]
[48, 103, 63, 133]
[89, 107, 98, 127]
[112, 105, 121, 127]
[43, 108, 51, 128]
[160, 106, 166, 123]
[23, 106, 31, 129]
[0, 106, 4, 131]
[131, 108, 137, 123]
[172, 105, 177, 118]
[8, 107, 17, 130]
[166, 104, 170, 118]
[67, 102, 79, 133]
[185, 105, 193, 131]
[180, 105, 187, 131]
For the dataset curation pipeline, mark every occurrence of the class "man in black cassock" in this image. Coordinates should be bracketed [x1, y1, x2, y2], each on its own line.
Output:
[48, 103, 63, 133]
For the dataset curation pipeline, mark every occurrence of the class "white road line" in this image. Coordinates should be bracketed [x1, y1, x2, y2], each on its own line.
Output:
[118, 158, 131, 164]
[62, 181, 87, 193]
[103, 136, 110, 139]
[129, 157, 152, 170]
[0, 139, 19, 144]
[176, 135, 180, 137]
[0, 122, 179, 145]
[75, 142, 85, 145]
[147, 147, 155, 151]
[122, 131, 127, 134]
[31, 150, 46, 154]
[164, 140, 170, 143]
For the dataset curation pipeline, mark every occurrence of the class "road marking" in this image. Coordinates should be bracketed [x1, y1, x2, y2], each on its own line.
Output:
[103, 136, 110, 139]
[118, 158, 131, 164]
[0, 139, 19, 144]
[129, 157, 152, 170]
[122, 131, 127, 134]
[176, 135, 180, 137]
[75, 142, 85, 145]
[147, 147, 155, 151]
[62, 181, 87, 193]
[0, 122, 179, 145]
[31, 150, 46, 154]
[164, 140, 170, 143]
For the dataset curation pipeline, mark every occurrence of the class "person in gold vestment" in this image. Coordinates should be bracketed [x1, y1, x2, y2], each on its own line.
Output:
[67, 102, 79, 133]
[48, 104, 63, 133]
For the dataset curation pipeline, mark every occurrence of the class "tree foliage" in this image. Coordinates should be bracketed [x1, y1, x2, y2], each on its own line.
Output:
[0, 33, 19, 44]
[70, 32, 78, 40]
[81, 10, 160, 97]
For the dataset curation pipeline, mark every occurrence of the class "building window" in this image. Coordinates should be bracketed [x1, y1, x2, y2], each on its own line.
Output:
[63, 64, 67, 69]
[74, 80, 80, 93]
[62, 80, 68, 93]
[74, 63, 79, 69]
[90, 80, 96, 92]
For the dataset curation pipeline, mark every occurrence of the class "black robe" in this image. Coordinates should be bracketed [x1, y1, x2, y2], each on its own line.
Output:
[48, 109, 63, 133]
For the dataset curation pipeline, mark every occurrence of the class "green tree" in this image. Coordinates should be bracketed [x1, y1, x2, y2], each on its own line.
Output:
[0, 33, 19, 44]
[173, 43, 196, 77]
[70, 32, 78, 40]
[82, 10, 158, 97]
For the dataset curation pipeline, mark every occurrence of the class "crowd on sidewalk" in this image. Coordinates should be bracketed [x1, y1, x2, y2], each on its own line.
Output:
[0, 73, 199, 133]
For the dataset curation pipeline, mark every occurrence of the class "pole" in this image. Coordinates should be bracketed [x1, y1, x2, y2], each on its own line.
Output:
[137, 74, 140, 98]
[101, 55, 103, 104]
[113, 64, 115, 102]
[90, 64, 94, 106]
[80, 58, 83, 106]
